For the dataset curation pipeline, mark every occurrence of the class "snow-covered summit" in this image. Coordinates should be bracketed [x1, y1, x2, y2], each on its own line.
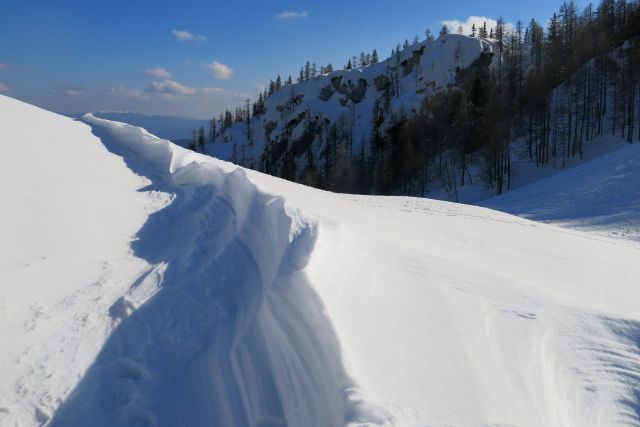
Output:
[208, 34, 494, 172]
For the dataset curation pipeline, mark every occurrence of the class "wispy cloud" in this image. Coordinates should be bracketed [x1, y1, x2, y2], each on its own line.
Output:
[148, 79, 196, 96]
[201, 87, 226, 94]
[105, 85, 149, 100]
[0, 83, 9, 93]
[65, 89, 87, 97]
[145, 68, 172, 79]
[276, 10, 308, 19]
[208, 61, 233, 80]
[64, 83, 251, 119]
[441, 16, 508, 37]
[0, 63, 32, 72]
[171, 29, 206, 42]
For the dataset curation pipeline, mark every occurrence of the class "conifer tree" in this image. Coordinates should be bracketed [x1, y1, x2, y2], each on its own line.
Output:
[197, 126, 205, 152]
[209, 117, 216, 144]
[480, 21, 488, 38]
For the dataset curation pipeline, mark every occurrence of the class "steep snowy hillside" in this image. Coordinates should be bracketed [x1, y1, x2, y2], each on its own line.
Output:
[207, 34, 494, 174]
[2, 94, 640, 427]
[483, 142, 640, 241]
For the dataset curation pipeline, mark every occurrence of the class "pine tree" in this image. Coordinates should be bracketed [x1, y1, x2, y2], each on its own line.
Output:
[471, 23, 477, 37]
[440, 24, 449, 37]
[372, 49, 379, 64]
[197, 126, 205, 152]
[209, 117, 216, 144]
[425, 28, 434, 42]
[189, 129, 197, 151]
[480, 21, 488, 38]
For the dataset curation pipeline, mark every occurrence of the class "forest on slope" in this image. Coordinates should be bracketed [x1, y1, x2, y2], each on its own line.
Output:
[188, 0, 640, 198]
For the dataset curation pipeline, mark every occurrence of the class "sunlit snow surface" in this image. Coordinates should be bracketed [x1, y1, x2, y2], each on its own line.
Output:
[1, 94, 639, 427]
[482, 143, 640, 242]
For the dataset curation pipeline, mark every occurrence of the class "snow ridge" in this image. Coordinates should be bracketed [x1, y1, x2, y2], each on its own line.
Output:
[48, 115, 372, 427]
[3, 96, 640, 426]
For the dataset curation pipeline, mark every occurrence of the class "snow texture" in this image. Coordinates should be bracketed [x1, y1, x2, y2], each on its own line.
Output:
[1, 94, 640, 427]
[482, 142, 640, 241]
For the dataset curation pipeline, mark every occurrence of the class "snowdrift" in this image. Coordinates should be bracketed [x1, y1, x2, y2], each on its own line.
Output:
[48, 115, 362, 427]
[1, 94, 640, 427]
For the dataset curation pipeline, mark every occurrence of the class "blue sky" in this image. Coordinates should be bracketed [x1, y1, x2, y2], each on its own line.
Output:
[0, 0, 584, 118]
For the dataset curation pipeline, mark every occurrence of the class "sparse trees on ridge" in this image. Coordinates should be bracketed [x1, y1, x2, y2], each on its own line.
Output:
[192, 0, 640, 200]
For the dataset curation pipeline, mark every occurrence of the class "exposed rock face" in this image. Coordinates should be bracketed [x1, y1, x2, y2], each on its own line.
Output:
[211, 34, 495, 183]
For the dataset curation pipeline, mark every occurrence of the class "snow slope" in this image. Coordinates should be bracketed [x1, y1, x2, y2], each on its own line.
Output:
[2, 94, 640, 427]
[482, 142, 640, 241]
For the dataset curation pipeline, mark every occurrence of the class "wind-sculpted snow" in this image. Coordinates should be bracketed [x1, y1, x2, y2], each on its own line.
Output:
[2, 95, 640, 427]
[47, 115, 369, 427]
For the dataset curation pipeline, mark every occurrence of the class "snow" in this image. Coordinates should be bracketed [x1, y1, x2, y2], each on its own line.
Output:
[0, 95, 167, 425]
[1, 93, 640, 426]
[482, 141, 640, 242]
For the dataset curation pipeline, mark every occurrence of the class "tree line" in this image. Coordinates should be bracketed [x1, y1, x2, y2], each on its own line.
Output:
[312, 0, 640, 197]
[191, 0, 640, 199]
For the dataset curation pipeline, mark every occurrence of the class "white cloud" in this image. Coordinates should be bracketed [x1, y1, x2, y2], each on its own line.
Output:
[201, 87, 226, 94]
[65, 89, 87, 97]
[208, 61, 234, 80]
[0, 83, 8, 93]
[276, 10, 308, 19]
[148, 79, 196, 96]
[105, 85, 148, 100]
[145, 68, 172, 79]
[441, 16, 508, 37]
[171, 29, 206, 42]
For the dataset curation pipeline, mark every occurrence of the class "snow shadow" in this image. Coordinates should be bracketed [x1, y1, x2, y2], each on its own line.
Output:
[603, 318, 640, 422]
[48, 121, 373, 426]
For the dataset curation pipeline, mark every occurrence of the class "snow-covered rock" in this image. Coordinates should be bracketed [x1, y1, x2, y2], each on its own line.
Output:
[208, 34, 495, 176]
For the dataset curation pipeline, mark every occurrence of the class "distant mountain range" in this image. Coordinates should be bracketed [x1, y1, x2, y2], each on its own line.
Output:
[64, 112, 208, 144]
